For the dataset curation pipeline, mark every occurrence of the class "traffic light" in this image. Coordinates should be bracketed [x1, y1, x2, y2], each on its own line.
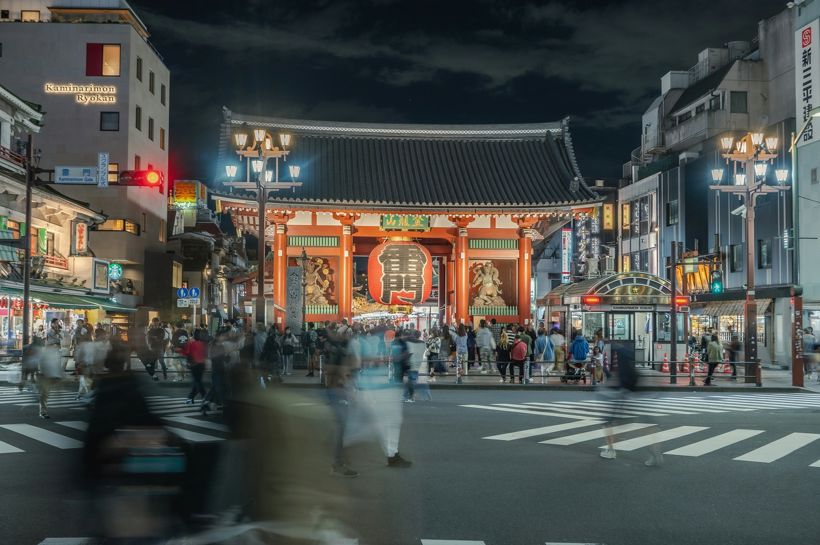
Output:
[710, 270, 724, 294]
[118, 169, 164, 191]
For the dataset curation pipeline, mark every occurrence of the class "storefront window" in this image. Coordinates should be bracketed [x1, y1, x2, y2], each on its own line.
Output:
[611, 313, 632, 340]
[582, 312, 605, 340]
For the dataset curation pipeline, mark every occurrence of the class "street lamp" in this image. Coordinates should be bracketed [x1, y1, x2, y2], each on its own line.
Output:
[710, 131, 789, 384]
[224, 125, 302, 325]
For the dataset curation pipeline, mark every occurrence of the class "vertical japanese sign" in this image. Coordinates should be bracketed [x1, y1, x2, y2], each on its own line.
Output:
[72, 222, 88, 255]
[97, 152, 109, 187]
[561, 228, 572, 284]
[796, 19, 820, 148]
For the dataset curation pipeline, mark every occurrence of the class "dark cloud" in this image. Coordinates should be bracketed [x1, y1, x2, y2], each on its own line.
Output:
[132, 0, 789, 181]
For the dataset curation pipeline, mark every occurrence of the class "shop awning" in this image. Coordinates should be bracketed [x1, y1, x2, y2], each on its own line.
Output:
[0, 245, 18, 262]
[0, 287, 105, 310]
[692, 298, 772, 316]
[80, 296, 137, 313]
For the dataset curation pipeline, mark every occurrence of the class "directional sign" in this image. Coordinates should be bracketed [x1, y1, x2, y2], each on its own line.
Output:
[177, 299, 190, 308]
[176, 287, 189, 298]
[189, 287, 200, 298]
[55, 166, 97, 185]
[97, 152, 109, 188]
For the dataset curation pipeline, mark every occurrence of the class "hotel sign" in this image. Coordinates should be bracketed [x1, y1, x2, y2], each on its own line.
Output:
[796, 20, 820, 148]
[44, 83, 117, 105]
[561, 228, 572, 284]
[381, 214, 430, 231]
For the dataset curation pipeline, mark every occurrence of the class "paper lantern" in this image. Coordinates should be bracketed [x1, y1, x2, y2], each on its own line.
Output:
[367, 241, 433, 305]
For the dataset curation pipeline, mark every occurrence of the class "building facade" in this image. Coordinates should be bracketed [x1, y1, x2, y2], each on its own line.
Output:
[214, 112, 600, 329]
[0, 0, 170, 317]
[620, 8, 797, 366]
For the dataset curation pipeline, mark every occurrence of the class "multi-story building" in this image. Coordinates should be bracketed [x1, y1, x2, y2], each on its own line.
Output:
[0, 0, 171, 321]
[620, 8, 796, 366]
[792, 0, 820, 334]
[0, 82, 127, 349]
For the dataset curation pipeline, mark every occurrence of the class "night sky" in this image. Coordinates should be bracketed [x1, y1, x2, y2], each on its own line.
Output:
[131, 0, 790, 185]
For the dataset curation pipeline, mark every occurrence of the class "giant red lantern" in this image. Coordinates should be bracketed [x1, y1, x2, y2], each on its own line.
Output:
[367, 241, 433, 305]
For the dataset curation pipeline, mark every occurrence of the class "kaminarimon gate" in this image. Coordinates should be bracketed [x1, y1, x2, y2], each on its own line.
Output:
[214, 111, 601, 329]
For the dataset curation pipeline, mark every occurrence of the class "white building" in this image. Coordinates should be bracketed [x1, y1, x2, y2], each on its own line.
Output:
[0, 0, 170, 313]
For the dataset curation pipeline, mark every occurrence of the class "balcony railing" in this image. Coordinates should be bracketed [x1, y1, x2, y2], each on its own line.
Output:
[0, 145, 25, 169]
[16, 249, 69, 270]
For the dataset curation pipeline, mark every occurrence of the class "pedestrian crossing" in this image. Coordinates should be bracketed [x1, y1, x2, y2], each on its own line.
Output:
[0, 387, 228, 455]
[39, 538, 602, 545]
[471, 394, 820, 468]
[463, 393, 820, 420]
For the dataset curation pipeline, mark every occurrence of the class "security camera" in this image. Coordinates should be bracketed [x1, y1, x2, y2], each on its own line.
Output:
[731, 204, 747, 217]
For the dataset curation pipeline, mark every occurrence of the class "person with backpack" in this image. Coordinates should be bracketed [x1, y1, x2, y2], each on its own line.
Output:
[509, 333, 528, 384]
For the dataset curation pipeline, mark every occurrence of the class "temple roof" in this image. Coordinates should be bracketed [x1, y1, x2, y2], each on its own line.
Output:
[216, 109, 600, 211]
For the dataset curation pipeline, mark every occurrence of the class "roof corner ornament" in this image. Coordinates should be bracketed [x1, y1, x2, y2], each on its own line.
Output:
[570, 176, 580, 193]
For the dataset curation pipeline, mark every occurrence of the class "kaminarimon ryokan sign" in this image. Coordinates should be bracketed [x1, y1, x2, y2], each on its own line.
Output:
[44, 83, 117, 105]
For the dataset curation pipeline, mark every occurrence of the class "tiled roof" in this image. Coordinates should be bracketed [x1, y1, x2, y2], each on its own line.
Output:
[217, 110, 599, 210]
[670, 62, 735, 114]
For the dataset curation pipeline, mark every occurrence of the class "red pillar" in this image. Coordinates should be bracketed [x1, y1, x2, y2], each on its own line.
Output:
[515, 216, 539, 326]
[271, 211, 294, 327]
[333, 212, 359, 322]
[449, 216, 474, 325]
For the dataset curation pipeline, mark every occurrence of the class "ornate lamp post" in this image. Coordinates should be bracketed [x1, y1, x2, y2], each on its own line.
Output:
[710, 132, 790, 383]
[225, 127, 301, 324]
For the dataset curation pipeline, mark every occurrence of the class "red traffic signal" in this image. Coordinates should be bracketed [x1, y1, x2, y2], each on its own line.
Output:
[674, 296, 690, 306]
[118, 169, 164, 190]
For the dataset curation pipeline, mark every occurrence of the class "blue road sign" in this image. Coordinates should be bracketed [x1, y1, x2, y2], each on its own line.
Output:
[177, 287, 189, 298]
[189, 287, 200, 298]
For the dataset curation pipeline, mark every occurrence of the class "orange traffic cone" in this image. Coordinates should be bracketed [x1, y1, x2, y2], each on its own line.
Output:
[723, 358, 733, 374]
[660, 353, 669, 373]
[680, 355, 689, 374]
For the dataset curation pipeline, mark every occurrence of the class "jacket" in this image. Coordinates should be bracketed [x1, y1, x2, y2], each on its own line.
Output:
[510, 339, 527, 362]
[707, 340, 724, 364]
[570, 337, 590, 362]
[476, 327, 495, 350]
[180, 339, 208, 365]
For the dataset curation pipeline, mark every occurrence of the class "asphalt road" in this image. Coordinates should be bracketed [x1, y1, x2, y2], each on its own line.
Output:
[2, 378, 819, 545]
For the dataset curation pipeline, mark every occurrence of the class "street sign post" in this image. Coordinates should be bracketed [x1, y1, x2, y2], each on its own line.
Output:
[189, 287, 200, 298]
[55, 166, 97, 185]
[97, 152, 109, 188]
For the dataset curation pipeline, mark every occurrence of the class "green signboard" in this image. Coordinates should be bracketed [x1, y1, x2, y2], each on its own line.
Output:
[381, 214, 430, 231]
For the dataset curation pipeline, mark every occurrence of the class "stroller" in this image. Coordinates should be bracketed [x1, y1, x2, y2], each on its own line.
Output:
[560, 359, 587, 384]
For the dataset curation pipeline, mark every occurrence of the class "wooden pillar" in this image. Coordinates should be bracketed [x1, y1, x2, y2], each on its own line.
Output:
[438, 258, 447, 325]
[514, 216, 539, 326]
[447, 255, 455, 324]
[333, 212, 359, 322]
[449, 216, 475, 325]
[271, 211, 294, 326]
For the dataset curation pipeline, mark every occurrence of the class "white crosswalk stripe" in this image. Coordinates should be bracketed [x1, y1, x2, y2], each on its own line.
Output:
[484, 420, 602, 441]
[165, 426, 224, 442]
[664, 429, 764, 457]
[519, 402, 637, 419]
[604, 426, 708, 452]
[0, 423, 83, 449]
[540, 423, 656, 445]
[460, 404, 586, 419]
[39, 538, 602, 545]
[733, 433, 820, 463]
[528, 400, 669, 417]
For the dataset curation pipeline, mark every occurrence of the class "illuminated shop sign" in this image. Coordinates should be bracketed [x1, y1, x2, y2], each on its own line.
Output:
[44, 83, 117, 105]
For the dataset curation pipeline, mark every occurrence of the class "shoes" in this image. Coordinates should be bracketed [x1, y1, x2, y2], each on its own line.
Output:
[185, 398, 194, 405]
[600, 448, 616, 459]
[201, 403, 211, 416]
[403, 398, 415, 403]
[331, 464, 359, 478]
[703, 381, 713, 386]
[645, 454, 665, 467]
[306, 372, 314, 377]
[499, 378, 506, 383]
[481, 370, 488, 375]
[387, 453, 412, 468]
[39, 413, 49, 419]
[730, 376, 737, 381]
[152, 375, 159, 381]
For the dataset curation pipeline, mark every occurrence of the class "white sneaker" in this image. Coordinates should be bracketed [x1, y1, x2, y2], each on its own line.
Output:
[600, 448, 617, 460]
[645, 454, 664, 467]
[498, 378, 505, 383]
[481, 370, 488, 374]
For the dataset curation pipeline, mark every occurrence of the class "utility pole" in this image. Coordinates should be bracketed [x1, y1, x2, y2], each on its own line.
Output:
[669, 240, 678, 384]
[22, 135, 34, 347]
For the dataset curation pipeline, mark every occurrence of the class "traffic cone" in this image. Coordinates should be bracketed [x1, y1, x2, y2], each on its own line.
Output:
[723, 358, 733, 374]
[680, 355, 689, 374]
[660, 353, 669, 373]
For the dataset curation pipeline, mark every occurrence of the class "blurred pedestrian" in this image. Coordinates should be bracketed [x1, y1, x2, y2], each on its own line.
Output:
[39, 318, 64, 418]
[726, 325, 740, 380]
[403, 329, 426, 402]
[325, 323, 358, 477]
[19, 335, 43, 392]
[281, 326, 298, 377]
[202, 326, 232, 414]
[466, 325, 477, 371]
[253, 322, 267, 368]
[146, 318, 168, 381]
[509, 333, 527, 384]
[704, 333, 724, 386]
[262, 325, 281, 384]
[171, 321, 190, 381]
[180, 328, 209, 403]
[550, 327, 566, 374]
[454, 324, 468, 375]
[601, 353, 641, 461]
[425, 328, 441, 378]
[305, 322, 319, 377]
[73, 320, 95, 400]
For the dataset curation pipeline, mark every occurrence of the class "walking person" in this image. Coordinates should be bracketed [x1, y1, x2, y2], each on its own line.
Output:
[19, 335, 43, 392]
[325, 323, 358, 477]
[305, 322, 319, 377]
[509, 333, 527, 384]
[466, 325, 477, 372]
[179, 328, 208, 403]
[439, 326, 454, 374]
[171, 321, 190, 381]
[202, 326, 232, 414]
[279, 326, 298, 377]
[549, 327, 566, 374]
[146, 318, 168, 381]
[600, 353, 643, 461]
[253, 322, 267, 369]
[425, 328, 441, 379]
[726, 325, 740, 380]
[703, 333, 724, 386]
[261, 325, 282, 384]
[803, 327, 817, 379]
[39, 318, 64, 419]
[73, 320, 95, 400]
[535, 327, 554, 380]
[403, 329, 426, 402]
[454, 324, 469, 375]
[496, 328, 512, 382]
[476, 319, 496, 374]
